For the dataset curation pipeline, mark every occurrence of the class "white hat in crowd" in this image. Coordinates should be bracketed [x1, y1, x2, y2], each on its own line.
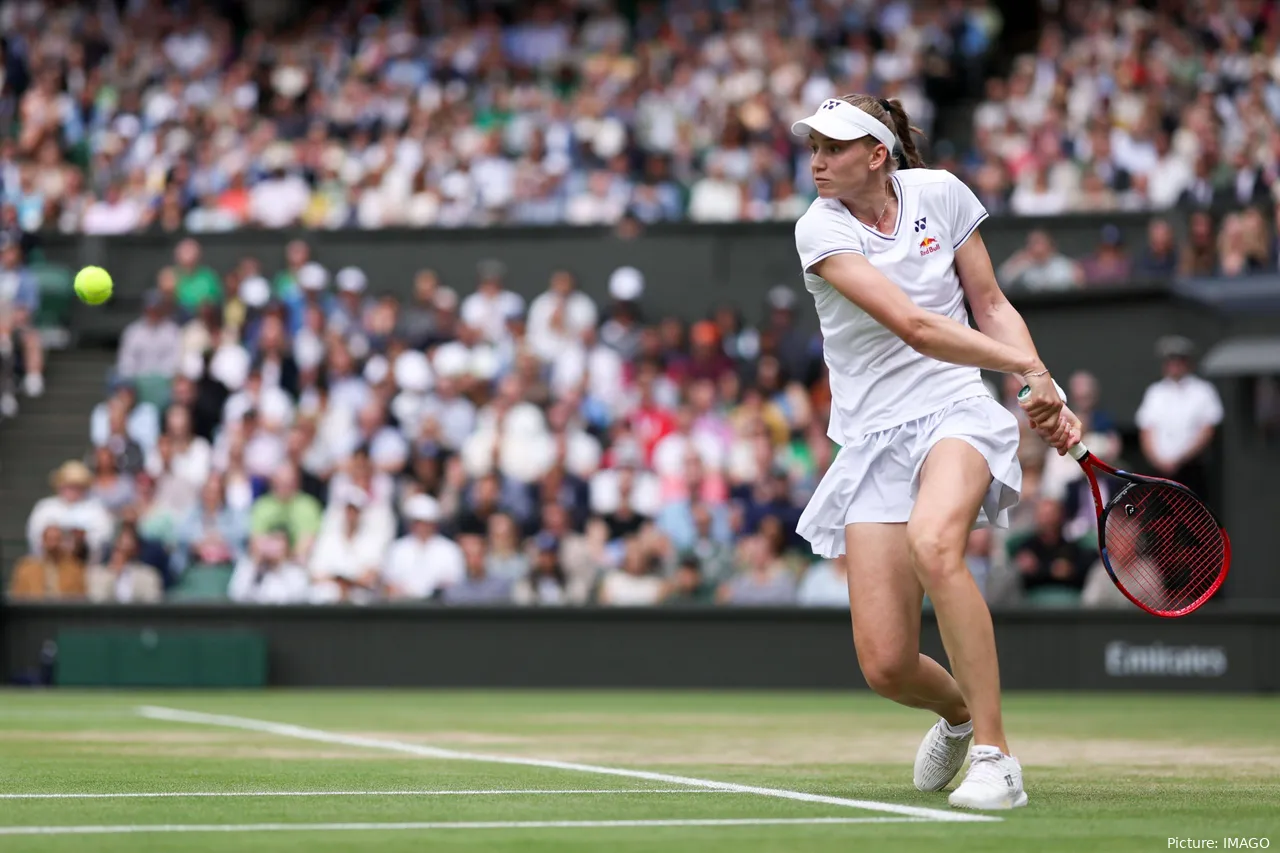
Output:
[363, 354, 390, 385]
[608, 266, 644, 301]
[432, 341, 470, 378]
[394, 351, 433, 394]
[336, 266, 368, 293]
[297, 262, 328, 292]
[240, 275, 271, 308]
[403, 493, 441, 524]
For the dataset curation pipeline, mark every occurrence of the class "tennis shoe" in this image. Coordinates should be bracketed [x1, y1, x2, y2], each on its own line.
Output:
[913, 718, 972, 791]
[948, 745, 1028, 810]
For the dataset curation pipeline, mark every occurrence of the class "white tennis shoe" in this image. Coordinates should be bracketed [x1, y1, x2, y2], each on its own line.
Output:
[948, 745, 1028, 810]
[913, 718, 972, 791]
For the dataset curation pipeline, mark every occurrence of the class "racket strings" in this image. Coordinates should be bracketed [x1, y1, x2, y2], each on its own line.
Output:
[1103, 483, 1226, 614]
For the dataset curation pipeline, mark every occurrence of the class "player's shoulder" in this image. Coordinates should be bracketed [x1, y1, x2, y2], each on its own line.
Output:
[893, 167, 958, 188]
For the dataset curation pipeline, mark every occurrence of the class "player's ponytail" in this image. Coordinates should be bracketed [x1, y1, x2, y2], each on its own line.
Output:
[839, 94, 927, 170]
[881, 99, 926, 170]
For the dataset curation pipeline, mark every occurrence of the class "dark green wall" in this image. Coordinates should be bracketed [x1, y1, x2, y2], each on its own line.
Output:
[5, 604, 1276, 692]
[41, 212, 1166, 330]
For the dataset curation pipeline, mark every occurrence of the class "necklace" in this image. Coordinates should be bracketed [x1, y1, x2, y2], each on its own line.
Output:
[862, 180, 892, 230]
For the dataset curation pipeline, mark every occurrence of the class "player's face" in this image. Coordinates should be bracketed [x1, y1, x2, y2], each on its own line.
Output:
[808, 132, 882, 198]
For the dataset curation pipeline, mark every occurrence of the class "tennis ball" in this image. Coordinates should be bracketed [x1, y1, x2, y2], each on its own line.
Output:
[74, 266, 113, 305]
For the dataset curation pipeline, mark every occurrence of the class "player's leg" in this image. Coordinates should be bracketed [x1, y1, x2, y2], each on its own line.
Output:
[845, 522, 973, 791]
[845, 522, 966, 718]
[0, 316, 17, 417]
[909, 437, 1026, 809]
[18, 327, 44, 397]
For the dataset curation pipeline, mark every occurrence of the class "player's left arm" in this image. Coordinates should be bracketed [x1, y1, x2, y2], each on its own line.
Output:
[956, 232, 1081, 452]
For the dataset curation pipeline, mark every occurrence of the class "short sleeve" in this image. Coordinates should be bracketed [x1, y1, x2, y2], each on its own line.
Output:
[944, 172, 989, 251]
[1199, 381, 1224, 426]
[795, 203, 865, 274]
[1134, 387, 1157, 429]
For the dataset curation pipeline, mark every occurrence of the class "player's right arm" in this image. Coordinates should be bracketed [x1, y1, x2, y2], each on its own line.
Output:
[810, 251, 1045, 380]
[796, 204, 1045, 382]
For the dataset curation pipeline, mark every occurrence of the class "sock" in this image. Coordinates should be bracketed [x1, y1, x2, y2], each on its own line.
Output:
[970, 744, 1004, 759]
[941, 718, 973, 738]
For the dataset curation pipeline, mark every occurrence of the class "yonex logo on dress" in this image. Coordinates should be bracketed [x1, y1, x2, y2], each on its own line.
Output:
[914, 218, 927, 232]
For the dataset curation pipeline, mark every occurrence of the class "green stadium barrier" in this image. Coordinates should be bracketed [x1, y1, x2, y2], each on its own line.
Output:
[29, 261, 74, 331]
[54, 628, 268, 688]
[168, 564, 234, 601]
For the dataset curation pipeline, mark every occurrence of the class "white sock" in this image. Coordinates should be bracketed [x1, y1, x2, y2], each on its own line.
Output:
[941, 718, 973, 737]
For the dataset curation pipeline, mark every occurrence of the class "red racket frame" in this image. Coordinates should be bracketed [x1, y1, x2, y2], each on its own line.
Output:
[1071, 444, 1231, 618]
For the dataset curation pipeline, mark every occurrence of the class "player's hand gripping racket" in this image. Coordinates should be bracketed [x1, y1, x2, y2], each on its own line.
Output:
[1018, 386, 1230, 618]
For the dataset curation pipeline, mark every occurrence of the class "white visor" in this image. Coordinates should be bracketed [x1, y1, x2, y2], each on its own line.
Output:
[791, 99, 898, 153]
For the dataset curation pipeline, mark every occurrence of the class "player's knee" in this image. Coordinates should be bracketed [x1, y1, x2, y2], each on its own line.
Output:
[906, 522, 963, 586]
[859, 651, 914, 700]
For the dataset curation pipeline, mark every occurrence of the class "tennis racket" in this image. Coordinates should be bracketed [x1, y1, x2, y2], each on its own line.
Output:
[1018, 387, 1230, 618]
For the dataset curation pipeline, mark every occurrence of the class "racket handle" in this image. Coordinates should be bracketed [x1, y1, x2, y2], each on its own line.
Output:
[1017, 385, 1089, 460]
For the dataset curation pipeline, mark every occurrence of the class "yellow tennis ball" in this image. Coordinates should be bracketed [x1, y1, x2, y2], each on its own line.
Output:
[74, 266, 113, 305]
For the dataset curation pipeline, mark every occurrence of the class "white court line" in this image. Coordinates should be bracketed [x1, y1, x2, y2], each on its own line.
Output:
[0, 789, 722, 800]
[137, 705, 999, 824]
[0, 817, 931, 836]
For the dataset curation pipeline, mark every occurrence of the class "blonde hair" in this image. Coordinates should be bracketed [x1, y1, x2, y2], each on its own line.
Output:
[837, 94, 926, 169]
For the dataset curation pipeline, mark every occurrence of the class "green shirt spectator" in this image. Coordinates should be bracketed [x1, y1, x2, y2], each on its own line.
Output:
[250, 467, 323, 553]
[173, 238, 223, 312]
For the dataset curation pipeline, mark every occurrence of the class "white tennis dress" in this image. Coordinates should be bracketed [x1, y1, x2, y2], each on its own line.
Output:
[795, 168, 1022, 559]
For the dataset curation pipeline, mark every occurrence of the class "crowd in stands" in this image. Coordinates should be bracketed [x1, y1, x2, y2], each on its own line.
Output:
[0, 0, 1239, 607]
[5, 0, 1280, 233]
[6, 234, 1223, 608]
[0, 0, 991, 233]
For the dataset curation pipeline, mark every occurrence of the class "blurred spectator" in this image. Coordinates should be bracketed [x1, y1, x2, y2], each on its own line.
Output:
[527, 270, 597, 364]
[228, 528, 311, 605]
[249, 466, 323, 560]
[598, 536, 667, 606]
[998, 231, 1083, 292]
[175, 476, 250, 575]
[0, 235, 43, 413]
[86, 525, 163, 604]
[1079, 225, 1133, 286]
[172, 239, 223, 315]
[310, 485, 394, 602]
[461, 260, 524, 345]
[485, 513, 530, 583]
[662, 554, 715, 606]
[1011, 498, 1093, 596]
[717, 534, 797, 605]
[796, 559, 850, 607]
[382, 494, 464, 600]
[149, 405, 212, 488]
[442, 535, 513, 605]
[1216, 209, 1271, 277]
[117, 292, 182, 381]
[1136, 336, 1223, 501]
[512, 532, 570, 606]
[26, 461, 114, 562]
[1179, 212, 1220, 278]
[89, 445, 137, 517]
[91, 381, 160, 455]
[7, 525, 88, 601]
[964, 529, 994, 599]
[1134, 219, 1179, 279]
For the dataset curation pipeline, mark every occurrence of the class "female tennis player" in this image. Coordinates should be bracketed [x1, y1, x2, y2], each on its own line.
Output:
[791, 95, 1081, 810]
